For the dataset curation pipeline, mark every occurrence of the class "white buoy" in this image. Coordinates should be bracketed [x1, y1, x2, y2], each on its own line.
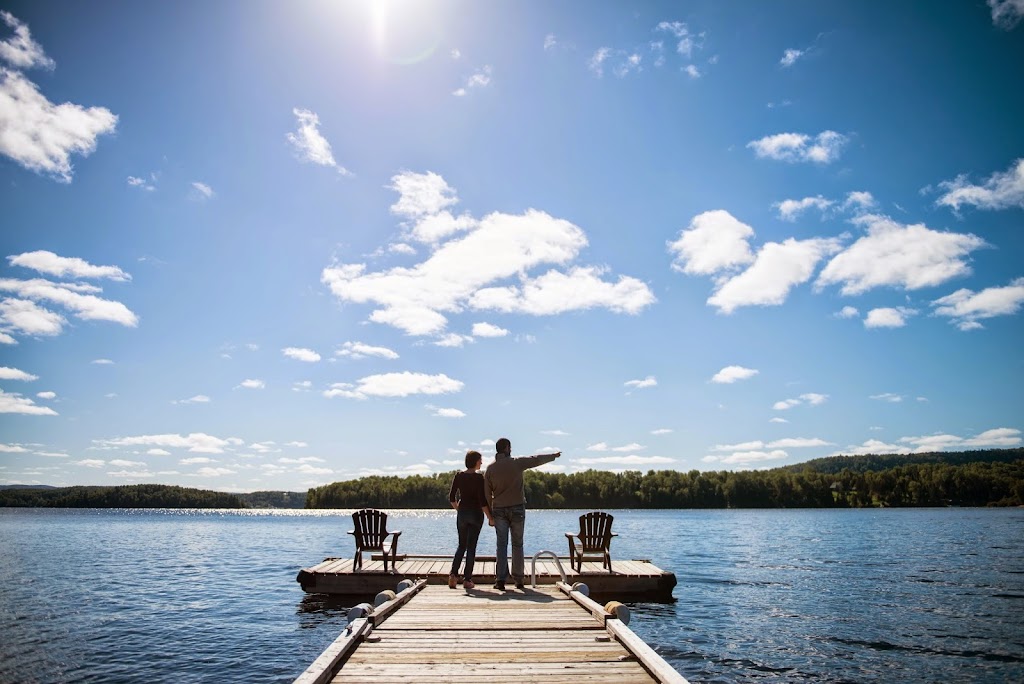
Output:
[396, 579, 414, 593]
[604, 600, 631, 625]
[374, 590, 397, 607]
[571, 582, 590, 597]
[347, 602, 374, 621]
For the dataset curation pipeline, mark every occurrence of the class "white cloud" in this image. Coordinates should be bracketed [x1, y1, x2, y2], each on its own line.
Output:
[988, 0, 1024, 29]
[433, 332, 474, 348]
[710, 365, 758, 384]
[296, 464, 333, 475]
[450, 48, 461, 59]
[292, 380, 312, 392]
[864, 307, 915, 329]
[0, 388, 57, 415]
[431, 407, 466, 418]
[775, 196, 833, 221]
[836, 305, 859, 319]
[773, 393, 828, 410]
[282, 347, 321, 363]
[961, 427, 1022, 447]
[324, 372, 463, 400]
[709, 237, 842, 314]
[147, 449, 171, 456]
[249, 441, 278, 454]
[817, 215, 986, 295]
[195, 467, 235, 477]
[937, 159, 1024, 211]
[586, 442, 609, 451]
[98, 433, 238, 454]
[767, 437, 832, 448]
[543, 34, 557, 51]
[36, 391, 55, 399]
[747, 131, 848, 164]
[0, 366, 37, 381]
[668, 210, 755, 275]
[107, 469, 154, 478]
[655, 21, 699, 57]
[0, 11, 54, 69]
[324, 174, 651, 337]
[0, 67, 117, 182]
[0, 278, 138, 327]
[74, 459, 105, 468]
[180, 457, 214, 465]
[388, 242, 416, 255]
[285, 441, 308, 448]
[651, 428, 673, 435]
[453, 65, 492, 96]
[779, 48, 805, 67]
[8, 251, 131, 281]
[576, 455, 674, 466]
[472, 322, 509, 338]
[624, 375, 657, 390]
[109, 459, 144, 468]
[91, 358, 114, 365]
[715, 449, 789, 465]
[542, 430, 570, 436]
[237, 379, 264, 389]
[405, 212, 477, 244]
[336, 341, 399, 360]
[588, 47, 611, 76]
[286, 108, 351, 175]
[769, 417, 788, 424]
[843, 191, 876, 211]
[0, 298, 64, 335]
[191, 181, 214, 199]
[0, 331, 15, 344]
[870, 393, 904, 402]
[173, 394, 211, 405]
[840, 427, 1022, 456]
[127, 175, 155, 191]
[683, 64, 700, 79]
[931, 277, 1024, 330]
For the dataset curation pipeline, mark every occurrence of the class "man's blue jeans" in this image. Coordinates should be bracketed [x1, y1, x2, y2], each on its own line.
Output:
[492, 504, 526, 582]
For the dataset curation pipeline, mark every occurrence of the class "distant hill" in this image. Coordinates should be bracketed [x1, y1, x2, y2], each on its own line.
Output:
[0, 484, 58, 490]
[0, 484, 245, 508]
[782, 448, 1024, 475]
[236, 490, 306, 508]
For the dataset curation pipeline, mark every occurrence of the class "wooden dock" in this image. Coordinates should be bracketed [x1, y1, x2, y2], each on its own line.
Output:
[294, 579, 689, 684]
[296, 553, 676, 601]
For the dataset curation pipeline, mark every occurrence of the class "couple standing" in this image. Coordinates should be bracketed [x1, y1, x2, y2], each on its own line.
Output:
[447, 438, 560, 591]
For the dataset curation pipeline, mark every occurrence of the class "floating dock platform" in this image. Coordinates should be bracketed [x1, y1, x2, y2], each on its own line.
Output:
[293, 579, 689, 684]
[296, 553, 676, 601]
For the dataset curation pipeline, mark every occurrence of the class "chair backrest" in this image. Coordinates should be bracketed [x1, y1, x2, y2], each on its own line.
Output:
[577, 511, 614, 550]
[352, 509, 389, 548]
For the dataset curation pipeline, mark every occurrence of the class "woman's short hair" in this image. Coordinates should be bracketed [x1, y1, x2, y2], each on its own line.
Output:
[465, 450, 482, 469]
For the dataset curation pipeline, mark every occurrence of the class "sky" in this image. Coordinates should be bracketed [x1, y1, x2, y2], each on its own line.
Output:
[1, 0, 1023, 492]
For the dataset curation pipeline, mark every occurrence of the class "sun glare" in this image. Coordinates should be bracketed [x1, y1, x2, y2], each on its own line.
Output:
[364, 0, 445, 65]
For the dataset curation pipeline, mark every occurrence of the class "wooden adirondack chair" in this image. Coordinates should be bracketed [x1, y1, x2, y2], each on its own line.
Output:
[565, 511, 617, 573]
[348, 509, 402, 571]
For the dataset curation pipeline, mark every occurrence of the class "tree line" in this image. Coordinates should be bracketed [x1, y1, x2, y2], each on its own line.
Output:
[306, 451, 1024, 509]
[0, 484, 245, 508]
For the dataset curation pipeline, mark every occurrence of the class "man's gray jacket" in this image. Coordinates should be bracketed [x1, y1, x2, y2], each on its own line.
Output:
[484, 452, 558, 509]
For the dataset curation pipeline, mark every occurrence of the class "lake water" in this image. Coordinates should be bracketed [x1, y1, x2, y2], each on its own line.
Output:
[1, 508, 1022, 683]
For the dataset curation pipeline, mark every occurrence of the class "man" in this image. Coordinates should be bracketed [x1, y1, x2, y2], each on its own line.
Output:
[483, 438, 560, 591]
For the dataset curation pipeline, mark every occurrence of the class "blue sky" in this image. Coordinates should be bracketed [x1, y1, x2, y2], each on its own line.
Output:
[1, 0, 1023, 492]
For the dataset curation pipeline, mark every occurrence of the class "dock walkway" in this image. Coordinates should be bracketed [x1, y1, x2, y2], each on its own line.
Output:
[295, 580, 689, 684]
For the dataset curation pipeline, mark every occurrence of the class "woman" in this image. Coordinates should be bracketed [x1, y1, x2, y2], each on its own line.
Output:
[448, 450, 493, 590]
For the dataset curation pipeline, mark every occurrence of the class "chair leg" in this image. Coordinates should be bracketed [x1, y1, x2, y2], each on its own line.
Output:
[354, 549, 361, 571]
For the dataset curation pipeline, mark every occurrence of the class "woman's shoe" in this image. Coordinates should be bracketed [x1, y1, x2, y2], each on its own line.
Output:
[463, 580, 475, 590]
[448, 574, 458, 589]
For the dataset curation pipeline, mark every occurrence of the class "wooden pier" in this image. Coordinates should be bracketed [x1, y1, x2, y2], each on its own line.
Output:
[296, 553, 676, 601]
[294, 579, 689, 684]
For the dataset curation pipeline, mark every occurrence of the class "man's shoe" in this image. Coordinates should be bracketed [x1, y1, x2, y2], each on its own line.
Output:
[514, 579, 525, 590]
[448, 574, 458, 589]
[463, 580, 475, 590]
[493, 580, 506, 591]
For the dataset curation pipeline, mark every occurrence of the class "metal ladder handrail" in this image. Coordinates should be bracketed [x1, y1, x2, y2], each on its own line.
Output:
[531, 549, 568, 587]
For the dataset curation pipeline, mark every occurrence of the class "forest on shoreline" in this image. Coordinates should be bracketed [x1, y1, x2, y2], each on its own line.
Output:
[4, 448, 1019, 509]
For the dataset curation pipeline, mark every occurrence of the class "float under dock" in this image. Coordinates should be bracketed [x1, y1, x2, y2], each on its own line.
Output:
[296, 553, 676, 601]
[293, 580, 689, 684]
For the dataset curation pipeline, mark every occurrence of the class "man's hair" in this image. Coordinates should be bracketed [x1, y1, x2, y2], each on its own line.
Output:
[495, 438, 511, 454]
[465, 450, 482, 469]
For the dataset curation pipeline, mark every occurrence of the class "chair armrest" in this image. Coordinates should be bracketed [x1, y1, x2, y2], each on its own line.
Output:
[389, 530, 402, 537]
[610, 532, 619, 537]
[347, 530, 355, 535]
[565, 532, 580, 539]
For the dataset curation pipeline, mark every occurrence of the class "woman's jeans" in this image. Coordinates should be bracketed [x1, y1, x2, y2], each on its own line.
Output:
[450, 508, 484, 581]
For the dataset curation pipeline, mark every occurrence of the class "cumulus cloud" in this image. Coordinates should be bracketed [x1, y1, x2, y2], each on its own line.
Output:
[286, 108, 351, 176]
[931, 277, 1024, 330]
[8, 251, 131, 281]
[651, 428, 673, 435]
[668, 210, 755, 275]
[937, 159, 1024, 211]
[870, 393, 903, 402]
[838, 427, 1021, 455]
[0, 277, 138, 329]
[191, 181, 214, 200]
[0, 388, 56, 415]
[710, 366, 758, 384]
[588, 47, 611, 76]
[0, 10, 54, 69]
[774, 196, 833, 221]
[472, 322, 509, 337]
[816, 215, 986, 295]
[708, 237, 842, 314]
[237, 379, 264, 389]
[323, 172, 652, 337]
[99, 433, 243, 454]
[779, 48, 805, 67]
[707, 449, 789, 466]
[988, 0, 1024, 29]
[748, 131, 847, 164]
[127, 174, 155, 191]
[624, 376, 657, 390]
[542, 429, 570, 436]
[434, 332, 473, 348]
[543, 34, 557, 51]
[0, 366, 37, 381]
[430, 406, 466, 418]
[0, 65, 116, 182]
[864, 307, 915, 328]
[576, 455, 674, 466]
[36, 391, 55, 399]
[324, 372, 463, 400]
[195, 467, 235, 477]
[92, 358, 114, 365]
[336, 341, 399, 360]
[173, 394, 211, 405]
[453, 65, 492, 96]
[282, 347, 321, 362]
[836, 306, 859, 319]
[773, 393, 827, 410]
[74, 459, 105, 468]
[0, 297, 64, 336]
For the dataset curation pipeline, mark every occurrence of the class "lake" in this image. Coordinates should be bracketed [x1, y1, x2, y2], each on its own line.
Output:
[1, 508, 1021, 683]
